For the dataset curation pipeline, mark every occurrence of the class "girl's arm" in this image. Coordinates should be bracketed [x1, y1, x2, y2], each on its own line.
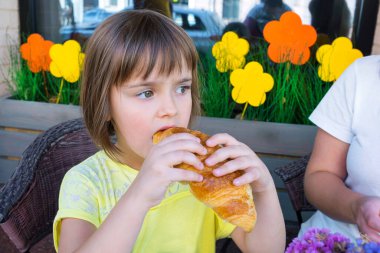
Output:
[231, 183, 285, 253]
[204, 133, 286, 253]
[58, 189, 150, 253]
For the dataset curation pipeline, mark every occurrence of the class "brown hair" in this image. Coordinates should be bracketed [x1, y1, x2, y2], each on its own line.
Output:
[81, 9, 200, 159]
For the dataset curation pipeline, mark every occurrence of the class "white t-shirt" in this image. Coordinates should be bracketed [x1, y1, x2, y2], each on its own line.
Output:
[299, 55, 380, 241]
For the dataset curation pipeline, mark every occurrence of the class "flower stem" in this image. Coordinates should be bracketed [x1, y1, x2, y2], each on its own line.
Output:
[56, 78, 64, 104]
[240, 102, 248, 120]
[42, 71, 50, 98]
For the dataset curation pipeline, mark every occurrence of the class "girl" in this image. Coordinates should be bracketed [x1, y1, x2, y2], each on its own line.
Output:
[53, 9, 285, 253]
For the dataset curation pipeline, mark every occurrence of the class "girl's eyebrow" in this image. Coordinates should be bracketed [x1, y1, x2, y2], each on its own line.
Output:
[177, 78, 192, 84]
[128, 78, 192, 88]
[128, 81, 156, 89]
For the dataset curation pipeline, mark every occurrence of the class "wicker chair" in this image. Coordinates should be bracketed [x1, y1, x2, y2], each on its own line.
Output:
[274, 155, 316, 227]
[0, 118, 240, 253]
[0, 118, 98, 252]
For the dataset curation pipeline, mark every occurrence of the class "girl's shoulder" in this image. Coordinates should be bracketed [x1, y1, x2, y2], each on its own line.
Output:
[61, 151, 105, 185]
[64, 150, 138, 186]
[67, 150, 109, 174]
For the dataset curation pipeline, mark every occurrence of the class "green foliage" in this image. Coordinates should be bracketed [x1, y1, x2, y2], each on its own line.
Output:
[6, 35, 330, 124]
[198, 39, 332, 125]
[198, 55, 235, 119]
[6, 41, 80, 105]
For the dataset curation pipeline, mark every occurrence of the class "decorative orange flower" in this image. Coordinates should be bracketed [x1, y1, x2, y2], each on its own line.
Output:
[20, 33, 54, 73]
[316, 37, 363, 82]
[263, 11, 317, 65]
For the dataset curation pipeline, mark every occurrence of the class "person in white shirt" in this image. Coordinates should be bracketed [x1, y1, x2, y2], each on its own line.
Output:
[299, 55, 380, 242]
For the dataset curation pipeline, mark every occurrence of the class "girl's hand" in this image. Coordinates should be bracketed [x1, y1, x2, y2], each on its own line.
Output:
[204, 133, 274, 193]
[354, 196, 380, 242]
[130, 132, 207, 208]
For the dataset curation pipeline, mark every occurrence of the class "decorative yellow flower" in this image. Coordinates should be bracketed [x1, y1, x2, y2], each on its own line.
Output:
[212, 31, 249, 72]
[49, 40, 85, 83]
[316, 37, 363, 82]
[230, 61, 274, 107]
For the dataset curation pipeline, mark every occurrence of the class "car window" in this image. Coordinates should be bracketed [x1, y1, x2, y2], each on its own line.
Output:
[100, 12, 113, 20]
[210, 13, 224, 31]
[82, 9, 113, 24]
[173, 12, 206, 31]
[173, 13, 183, 27]
[83, 11, 98, 23]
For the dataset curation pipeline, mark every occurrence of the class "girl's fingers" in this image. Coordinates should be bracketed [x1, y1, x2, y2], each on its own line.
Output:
[212, 156, 252, 177]
[157, 139, 207, 157]
[205, 145, 251, 166]
[169, 168, 203, 182]
[163, 151, 204, 170]
[232, 170, 260, 186]
[206, 133, 240, 147]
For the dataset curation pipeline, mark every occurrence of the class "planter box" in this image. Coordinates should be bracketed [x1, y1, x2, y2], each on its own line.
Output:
[0, 98, 81, 181]
[0, 97, 317, 224]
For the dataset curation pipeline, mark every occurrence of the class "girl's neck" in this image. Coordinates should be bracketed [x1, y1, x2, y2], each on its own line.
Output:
[114, 144, 144, 170]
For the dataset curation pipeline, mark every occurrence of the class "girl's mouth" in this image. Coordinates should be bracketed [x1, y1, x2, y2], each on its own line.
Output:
[152, 126, 175, 140]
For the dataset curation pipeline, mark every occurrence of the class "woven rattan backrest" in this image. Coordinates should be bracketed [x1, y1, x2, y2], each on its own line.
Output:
[0, 118, 98, 252]
[274, 154, 315, 225]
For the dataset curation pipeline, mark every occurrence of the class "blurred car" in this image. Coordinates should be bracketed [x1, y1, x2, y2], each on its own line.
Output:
[59, 8, 116, 42]
[172, 5, 224, 53]
[59, 5, 224, 53]
[81, 8, 114, 24]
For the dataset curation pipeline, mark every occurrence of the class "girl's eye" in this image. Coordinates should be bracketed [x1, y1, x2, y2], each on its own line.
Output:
[176, 85, 191, 94]
[137, 90, 154, 99]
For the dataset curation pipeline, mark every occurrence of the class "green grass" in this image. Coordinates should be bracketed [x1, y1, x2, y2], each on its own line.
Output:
[198, 40, 332, 125]
[6, 36, 330, 125]
[198, 54, 236, 118]
[6, 41, 81, 105]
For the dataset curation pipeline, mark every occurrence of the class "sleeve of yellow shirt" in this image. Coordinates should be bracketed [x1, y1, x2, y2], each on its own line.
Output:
[53, 168, 100, 251]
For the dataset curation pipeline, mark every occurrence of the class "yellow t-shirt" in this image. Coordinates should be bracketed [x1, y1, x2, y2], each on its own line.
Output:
[53, 150, 235, 252]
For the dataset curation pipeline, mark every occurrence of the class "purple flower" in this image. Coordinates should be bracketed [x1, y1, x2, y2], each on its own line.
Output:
[285, 227, 380, 253]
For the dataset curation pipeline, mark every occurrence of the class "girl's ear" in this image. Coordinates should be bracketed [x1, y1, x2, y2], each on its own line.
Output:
[105, 108, 112, 121]
[107, 106, 112, 121]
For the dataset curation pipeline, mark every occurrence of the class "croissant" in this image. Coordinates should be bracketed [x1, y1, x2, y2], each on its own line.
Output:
[153, 127, 256, 232]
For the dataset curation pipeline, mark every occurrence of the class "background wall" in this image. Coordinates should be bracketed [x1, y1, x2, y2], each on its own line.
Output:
[372, 6, 380, 54]
[0, 1, 19, 98]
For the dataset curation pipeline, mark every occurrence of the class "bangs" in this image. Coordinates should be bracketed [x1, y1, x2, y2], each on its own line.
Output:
[110, 10, 198, 85]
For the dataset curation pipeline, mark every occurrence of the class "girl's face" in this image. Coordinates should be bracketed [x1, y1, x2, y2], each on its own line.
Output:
[110, 64, 193, 169]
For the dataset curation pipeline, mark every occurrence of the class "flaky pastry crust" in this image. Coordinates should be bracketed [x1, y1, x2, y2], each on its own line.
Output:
[153, 127, 256, 232]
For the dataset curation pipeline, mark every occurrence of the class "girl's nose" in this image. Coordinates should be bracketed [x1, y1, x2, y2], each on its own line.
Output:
[157, 93, 178, 118]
